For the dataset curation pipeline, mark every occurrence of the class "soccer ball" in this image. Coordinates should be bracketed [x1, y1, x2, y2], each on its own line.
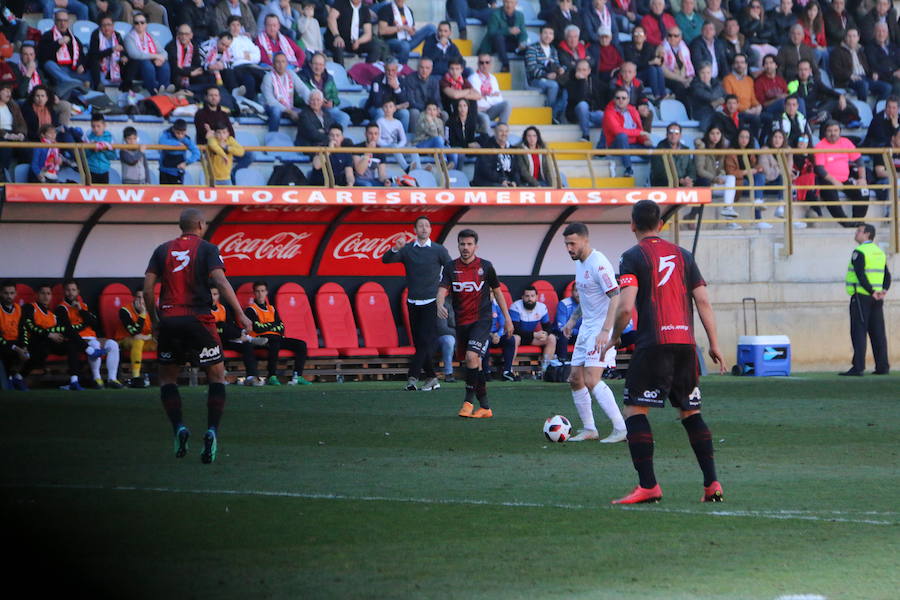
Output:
[543, 415, 572, 443]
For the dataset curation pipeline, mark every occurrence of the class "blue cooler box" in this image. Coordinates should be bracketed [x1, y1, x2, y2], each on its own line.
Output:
[737, 335, 791, 376]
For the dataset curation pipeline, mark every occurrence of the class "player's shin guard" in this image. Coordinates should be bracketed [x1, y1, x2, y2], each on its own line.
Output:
[681, 413, 718, 487]
[475, 369, 489, 408]
[465, 366, 478, 403]
[625, 414, 657, 488]
[207, 382, 226, 431]
[160, 383, 183, 433]
[572, 386, 595, 431]
[591, 381, 626, 430]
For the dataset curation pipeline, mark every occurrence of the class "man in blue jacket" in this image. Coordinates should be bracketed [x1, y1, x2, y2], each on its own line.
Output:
[158, 119, 200, 184]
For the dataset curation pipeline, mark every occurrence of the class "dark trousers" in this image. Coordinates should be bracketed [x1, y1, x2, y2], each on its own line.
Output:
[816, 174, 867, 226]
[849, 294, 889, 374]
[555, 331, 571, 361]
[408, 302, 437, 379]
[160, 171, 183, 184]
[483, 334, 516, 373]
[261, 335, 307, 377]
[327, 37, 386, 66]
[1, 345, 25, 376]
[230, 65, 266, 101]
[23, 336, 83, 377]
[489, 35, 520, 68]
[224, 341, 259, 378]
[91, 171, 109, 184]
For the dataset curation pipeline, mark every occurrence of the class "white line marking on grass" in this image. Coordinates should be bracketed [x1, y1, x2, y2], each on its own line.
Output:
[4, 483, 896, 526]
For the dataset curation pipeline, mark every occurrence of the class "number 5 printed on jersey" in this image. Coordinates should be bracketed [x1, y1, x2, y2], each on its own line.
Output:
[658, 254, 676, 287]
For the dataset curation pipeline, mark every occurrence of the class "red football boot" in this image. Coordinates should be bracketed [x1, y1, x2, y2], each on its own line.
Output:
[702, 481, 724, 502]
[611, 484, 663, 504]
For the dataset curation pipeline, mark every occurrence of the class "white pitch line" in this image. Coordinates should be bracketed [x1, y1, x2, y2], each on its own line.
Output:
[3, 483, 896, 526]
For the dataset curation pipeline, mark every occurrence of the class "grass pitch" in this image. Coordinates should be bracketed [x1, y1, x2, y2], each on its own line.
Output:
[1, 374, 897, 599]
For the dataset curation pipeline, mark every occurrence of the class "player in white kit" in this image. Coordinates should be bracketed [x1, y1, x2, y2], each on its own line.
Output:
[560, 223, 627, 443]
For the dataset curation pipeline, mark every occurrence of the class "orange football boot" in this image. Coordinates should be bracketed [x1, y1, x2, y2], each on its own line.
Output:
[458, 401, 474, 417]
[469, 407, 493, 418]
[611, 484, 663, 504]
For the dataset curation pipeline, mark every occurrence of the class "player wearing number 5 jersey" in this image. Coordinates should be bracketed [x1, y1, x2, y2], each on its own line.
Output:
[603, 200, 726, 505]
[561, 223, 627, 444]
[437, 229, 514, 419]
[144, 208, 251, 464]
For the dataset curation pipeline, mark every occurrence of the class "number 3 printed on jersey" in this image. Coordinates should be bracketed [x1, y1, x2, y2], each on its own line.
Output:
[658, 254, 676, 287]
[171, 250, 191, 273]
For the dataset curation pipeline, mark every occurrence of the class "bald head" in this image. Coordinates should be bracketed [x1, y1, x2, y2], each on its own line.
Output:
[179, 208, 205, 233]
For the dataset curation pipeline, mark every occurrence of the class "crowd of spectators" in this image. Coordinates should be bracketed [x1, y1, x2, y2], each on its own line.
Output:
[0, 0, 895, 208]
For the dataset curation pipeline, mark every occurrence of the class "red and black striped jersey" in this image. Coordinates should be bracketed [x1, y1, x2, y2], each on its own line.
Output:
[618, 236, 705, 349]
[146, 233, 224, 318]
[440, 257, 500, 326]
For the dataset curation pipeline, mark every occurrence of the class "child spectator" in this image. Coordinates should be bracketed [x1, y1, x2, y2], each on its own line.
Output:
[29, 124, 62, 182]
[297, 2, 323, 53]
[119, 126, 149, 185]
[206, 121, 245, 185]
[86, 113, 116, 184]
[377, 100, 411, 171]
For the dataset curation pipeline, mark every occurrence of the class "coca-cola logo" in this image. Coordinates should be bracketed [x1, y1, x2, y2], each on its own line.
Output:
[218, 231, 312, 261]
[332, 231, 415, 260]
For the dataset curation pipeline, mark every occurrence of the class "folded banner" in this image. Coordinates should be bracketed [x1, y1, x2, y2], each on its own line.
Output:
[4, 185, 711, 206]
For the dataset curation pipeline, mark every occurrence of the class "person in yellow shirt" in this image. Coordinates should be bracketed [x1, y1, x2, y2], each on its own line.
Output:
[115, 287, 156, 388]
[205, 121, 245, 185]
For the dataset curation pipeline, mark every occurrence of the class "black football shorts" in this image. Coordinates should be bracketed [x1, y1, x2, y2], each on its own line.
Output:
[623, 344, 701, 410]
[456, 318, 492, 358]
[157, 314, 223, 367]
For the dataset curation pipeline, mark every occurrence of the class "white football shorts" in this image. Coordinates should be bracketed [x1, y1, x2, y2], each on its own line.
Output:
[570, 326, 616, 368]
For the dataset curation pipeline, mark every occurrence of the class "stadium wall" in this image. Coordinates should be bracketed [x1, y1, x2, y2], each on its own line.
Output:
[2, 202, 896, 371]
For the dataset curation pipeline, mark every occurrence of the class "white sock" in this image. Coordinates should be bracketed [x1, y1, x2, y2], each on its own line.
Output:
[104, 339, 120, 380]
[12, 373, 22, 380]
[89, 356, 101, 380]
[591, 381, 626, 431]
[70, 374, 78, 383]
[571, 386, 596, 431]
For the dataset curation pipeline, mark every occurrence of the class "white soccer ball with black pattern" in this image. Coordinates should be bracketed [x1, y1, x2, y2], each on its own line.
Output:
[543, 415, 572, 443]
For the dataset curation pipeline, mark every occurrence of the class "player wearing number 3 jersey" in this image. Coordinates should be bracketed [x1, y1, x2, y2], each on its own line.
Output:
[144, 208, 251, 464]
[560, 223, 627, 444]
[603, 200, 726, 505]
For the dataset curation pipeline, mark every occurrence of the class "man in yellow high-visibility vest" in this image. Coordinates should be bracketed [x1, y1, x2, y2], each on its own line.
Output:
[841, 224, 891, 376]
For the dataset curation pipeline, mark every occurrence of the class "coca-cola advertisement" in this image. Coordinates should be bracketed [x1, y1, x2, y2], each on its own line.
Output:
[210, 224, 326, 276]
[317, 224, 445, 276]
[223, 206, 343, 223]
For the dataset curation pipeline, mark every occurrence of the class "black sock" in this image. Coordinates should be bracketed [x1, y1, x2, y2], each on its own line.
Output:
[475, 370, 489, 408]
[502, 338, 515, 372]
[207, 382, 226, 432]
[682, 413, 717, 487]
[160, 383, 183, 434]
[625, 414, 656, 489]
[465, 366, 478, 403]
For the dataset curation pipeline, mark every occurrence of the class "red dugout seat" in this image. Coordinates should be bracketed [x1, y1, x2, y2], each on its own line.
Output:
[235, 282, 254, 307]
[498, 282, 513, 309]
[15, 284, 34, 306]
[51, 283, 64, 308]
[531, 279, 559, 324]
[314, 283, 378, 357]
[564, 280, 575, 298]
[99, 283, 132, 339]
[355, 282, 414, 356]
[275, 282, 337, 358]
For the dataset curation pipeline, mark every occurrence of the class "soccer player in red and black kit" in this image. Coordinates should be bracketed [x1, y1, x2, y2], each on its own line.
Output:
[601, 200, 726, 504]
[143, 208, 251, 464]
[437, 229, 514, 418]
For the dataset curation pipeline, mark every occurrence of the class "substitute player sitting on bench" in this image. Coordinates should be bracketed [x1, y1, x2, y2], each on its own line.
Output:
[509, 286, 559, 376]
[244, 281, 311, 386]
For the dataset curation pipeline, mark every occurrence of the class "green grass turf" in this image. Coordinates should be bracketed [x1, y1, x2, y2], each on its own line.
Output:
[1, 374, 898, 599]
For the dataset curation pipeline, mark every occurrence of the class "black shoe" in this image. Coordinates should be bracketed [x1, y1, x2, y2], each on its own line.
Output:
[502, 370, 520, 382]
[873, 370, 890, 375]
[444, 375, 456, 383]
[838, 370, 863, 376]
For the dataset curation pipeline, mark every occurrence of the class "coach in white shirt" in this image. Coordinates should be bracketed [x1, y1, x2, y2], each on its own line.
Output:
[467, 54, 512, 133]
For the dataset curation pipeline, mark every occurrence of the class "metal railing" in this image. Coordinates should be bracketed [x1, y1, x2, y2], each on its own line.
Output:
[1, 142, 897, 254]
